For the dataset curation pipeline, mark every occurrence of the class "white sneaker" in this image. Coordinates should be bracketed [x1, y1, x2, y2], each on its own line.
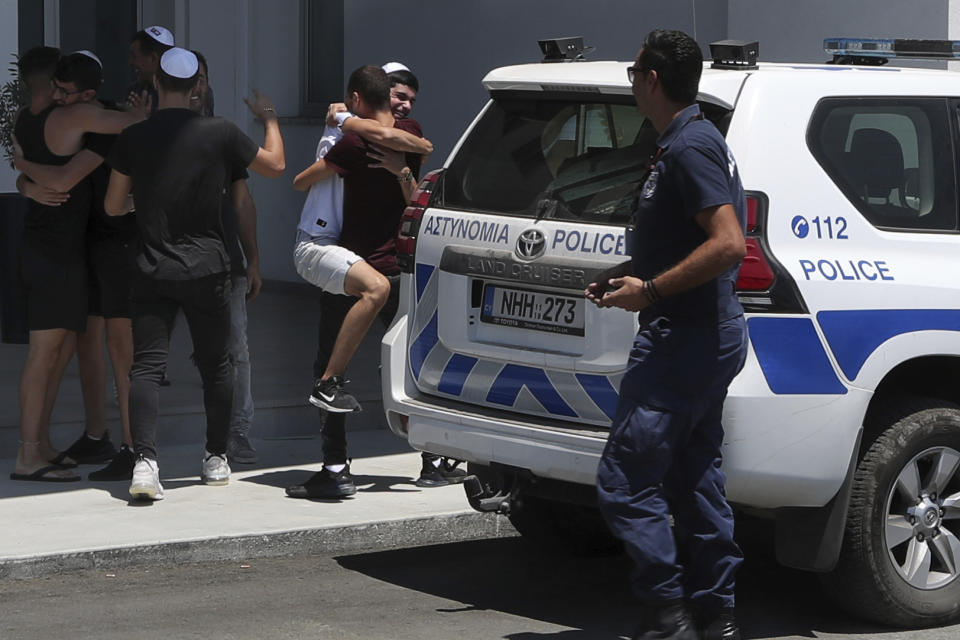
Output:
[129, 456, 164, 501]
[201, 451, 231, 486]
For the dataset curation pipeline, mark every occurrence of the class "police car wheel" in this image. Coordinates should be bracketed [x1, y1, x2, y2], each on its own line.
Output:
[508, 494, 621, 557]
[823, 396, 960, 628]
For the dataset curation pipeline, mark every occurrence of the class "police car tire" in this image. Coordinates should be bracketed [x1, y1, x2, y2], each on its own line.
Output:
[507, 494, 621, 557]
[822, 395, 960, 628]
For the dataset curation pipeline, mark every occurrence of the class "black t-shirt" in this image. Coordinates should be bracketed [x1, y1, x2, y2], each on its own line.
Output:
[85, 101, 137, 242]
[109, 108, 259, 280]
[14, 104, 92, 259]
[221, 166, 250, 276]
[325, 117, 423, 275]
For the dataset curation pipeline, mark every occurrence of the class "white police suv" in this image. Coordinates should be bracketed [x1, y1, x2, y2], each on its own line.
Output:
[382, 37, 960, 627]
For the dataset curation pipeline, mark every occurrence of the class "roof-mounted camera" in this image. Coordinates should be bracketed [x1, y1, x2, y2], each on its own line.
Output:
[709, 40, 759, 70]
[538, 36, 595, 63]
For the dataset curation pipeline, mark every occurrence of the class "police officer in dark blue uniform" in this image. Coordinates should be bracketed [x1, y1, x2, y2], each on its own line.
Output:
[585, 29, 748, 640]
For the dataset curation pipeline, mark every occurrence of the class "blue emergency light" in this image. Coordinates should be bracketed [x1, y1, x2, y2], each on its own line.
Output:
[824, 38, 960, 64]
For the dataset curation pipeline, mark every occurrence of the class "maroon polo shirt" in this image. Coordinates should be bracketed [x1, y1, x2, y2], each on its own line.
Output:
[324, 117, 423, 275]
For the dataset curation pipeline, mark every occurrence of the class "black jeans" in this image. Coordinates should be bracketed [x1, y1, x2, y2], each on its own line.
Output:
[314, 274, 399, 466]
[130, 273, 233, 460]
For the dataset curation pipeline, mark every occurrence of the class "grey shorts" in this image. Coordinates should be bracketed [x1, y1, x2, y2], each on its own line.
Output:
[293, 232, 363, 296]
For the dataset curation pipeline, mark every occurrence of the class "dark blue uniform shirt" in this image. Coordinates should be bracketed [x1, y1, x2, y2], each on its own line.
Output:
[631, 104, 746, 326]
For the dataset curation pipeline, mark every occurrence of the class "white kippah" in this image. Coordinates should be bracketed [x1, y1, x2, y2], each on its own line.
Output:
[73, 50, 102, 68]
[145, 25, 175, 47]
[381, 61, 410, 74]
[160, 48, 198, 79]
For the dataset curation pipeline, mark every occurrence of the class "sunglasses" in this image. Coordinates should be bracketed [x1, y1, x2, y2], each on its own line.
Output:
[51, 81, 84, 97]
[626, 66, 645, 83]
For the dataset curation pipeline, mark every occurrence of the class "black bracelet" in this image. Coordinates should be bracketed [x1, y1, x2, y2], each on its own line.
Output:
[647, 278, 663, 302]
[642, 280, 658, 304]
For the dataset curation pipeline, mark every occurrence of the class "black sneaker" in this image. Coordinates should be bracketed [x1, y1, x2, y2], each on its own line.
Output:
[63, 431, 117, 465]
[415, 456, 467, 487]
[227, 434, 259, 464]
[89, 445, 136, 481]
[285, 465, 357, 499]
[308, 376, 361, 413]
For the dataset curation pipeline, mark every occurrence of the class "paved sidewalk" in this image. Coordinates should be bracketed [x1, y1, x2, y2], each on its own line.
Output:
[0, 284, 514, 579]
[0, 429, 513, 579]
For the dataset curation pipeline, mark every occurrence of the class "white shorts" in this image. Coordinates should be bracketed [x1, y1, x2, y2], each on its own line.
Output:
[293, 232, 363, 296]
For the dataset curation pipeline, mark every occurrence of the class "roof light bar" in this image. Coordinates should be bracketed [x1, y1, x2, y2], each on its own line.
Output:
[824, 37, 960, 63]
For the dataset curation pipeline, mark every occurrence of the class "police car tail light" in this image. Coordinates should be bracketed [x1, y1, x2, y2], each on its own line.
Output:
[738, 238, 775, 290]
[736, 192, 808, 314]
[737, 194, 774, 291]
[397, 169, 444, 273]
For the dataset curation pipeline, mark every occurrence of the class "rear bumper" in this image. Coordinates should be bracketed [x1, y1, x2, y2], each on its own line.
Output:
[383, 306, 867, 510]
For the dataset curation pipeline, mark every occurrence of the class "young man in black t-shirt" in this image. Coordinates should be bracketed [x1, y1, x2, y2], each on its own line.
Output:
[15, 51, 145, 481]
[105, 47, 285, 501]
[190, 50, 261, 465]
[10, 48, 146, 484]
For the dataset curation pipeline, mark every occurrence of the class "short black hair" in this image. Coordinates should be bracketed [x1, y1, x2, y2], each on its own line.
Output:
[54, 53, 102, 92]
[346, 65, 390, 112]
[639, 29, 702, 104]
[387, 69, 419, 93]
[156, 64, 199, 95]
[17, 46, 60, 92]
[192, 50, 209, 78]
[130, 29, 173, 57]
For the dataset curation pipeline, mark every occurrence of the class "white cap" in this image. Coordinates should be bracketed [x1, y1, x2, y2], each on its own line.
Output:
[160, 47, 198, 79]
[73, 50, 102, 68]
[381, 61, 410, 74]
[144, 25, 175, 47]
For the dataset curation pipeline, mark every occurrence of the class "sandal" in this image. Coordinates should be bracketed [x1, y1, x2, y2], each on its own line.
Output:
[48, 451, 78, 468]
[10, 464, 81, 482]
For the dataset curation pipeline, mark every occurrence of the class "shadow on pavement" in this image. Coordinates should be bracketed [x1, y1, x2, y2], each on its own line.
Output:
[336, 534, 937, 640]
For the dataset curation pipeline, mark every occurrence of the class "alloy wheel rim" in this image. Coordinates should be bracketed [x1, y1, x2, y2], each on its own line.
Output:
[884, 446, 960, 590]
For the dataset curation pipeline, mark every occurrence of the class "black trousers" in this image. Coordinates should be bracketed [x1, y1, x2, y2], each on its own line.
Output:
[130, 273, 233, 460]
[314, 274, 399, 466]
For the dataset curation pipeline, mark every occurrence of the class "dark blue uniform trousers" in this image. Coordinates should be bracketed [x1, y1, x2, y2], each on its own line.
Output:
[597, 315, 747, 614]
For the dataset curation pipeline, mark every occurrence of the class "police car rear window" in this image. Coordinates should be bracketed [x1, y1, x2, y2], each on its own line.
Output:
[808, 97, 958, 232]
[442, 96, 660, 224]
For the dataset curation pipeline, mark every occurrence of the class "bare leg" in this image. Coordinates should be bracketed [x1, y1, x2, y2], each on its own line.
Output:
[321, 261, 389, 380]
[37, 331, 76, 459]
[104, 317, 134, 446]
[76, 316, 107, 438]
[15, 328, 78, 478]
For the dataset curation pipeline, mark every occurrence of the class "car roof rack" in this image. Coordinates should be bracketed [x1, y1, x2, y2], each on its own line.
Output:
[825, 37, 960, 65]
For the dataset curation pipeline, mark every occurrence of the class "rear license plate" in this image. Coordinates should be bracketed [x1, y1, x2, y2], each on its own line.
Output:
[480, 284, 585, 336]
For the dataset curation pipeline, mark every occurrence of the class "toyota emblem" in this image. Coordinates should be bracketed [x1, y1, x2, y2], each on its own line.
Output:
[515, 228, 546, 260]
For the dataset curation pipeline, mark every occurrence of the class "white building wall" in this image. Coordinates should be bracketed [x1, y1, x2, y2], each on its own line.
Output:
[0, 0, 18, 193]
[5, 1, 958, 282]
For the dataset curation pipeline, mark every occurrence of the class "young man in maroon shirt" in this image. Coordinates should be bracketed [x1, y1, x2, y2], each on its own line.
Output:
[286, 65, 428, 499]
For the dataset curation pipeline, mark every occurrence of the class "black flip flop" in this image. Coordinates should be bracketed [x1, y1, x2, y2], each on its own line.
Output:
[48, 452, 78, 469]
[10, 465, 81, 482]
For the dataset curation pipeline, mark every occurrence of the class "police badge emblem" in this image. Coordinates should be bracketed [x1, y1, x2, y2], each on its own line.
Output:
[641, 169, 659, 199]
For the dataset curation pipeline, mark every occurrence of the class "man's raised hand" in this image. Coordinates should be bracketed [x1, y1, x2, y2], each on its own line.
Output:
[243, 89, 277, 122]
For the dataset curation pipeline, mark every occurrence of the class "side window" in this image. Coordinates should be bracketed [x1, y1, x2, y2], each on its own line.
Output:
[808, 98, 958, 232]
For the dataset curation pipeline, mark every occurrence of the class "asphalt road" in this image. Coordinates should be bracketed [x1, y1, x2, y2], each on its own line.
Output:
[3, 535, 959, 640]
